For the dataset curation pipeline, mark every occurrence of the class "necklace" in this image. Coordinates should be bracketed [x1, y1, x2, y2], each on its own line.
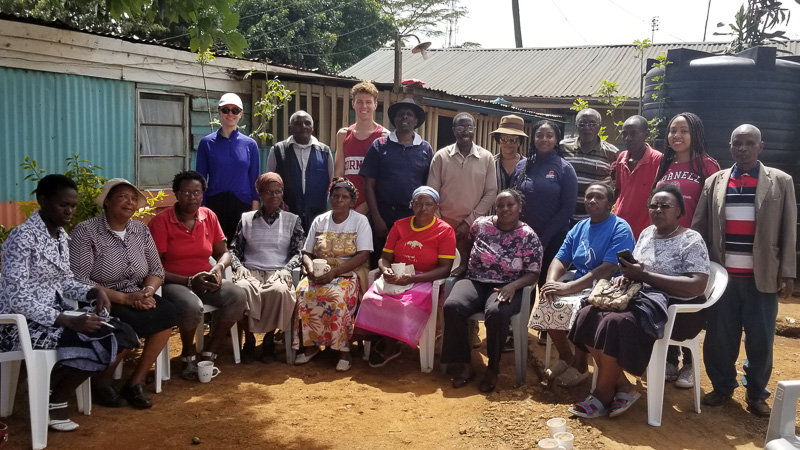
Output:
[658, 224, 681, 239]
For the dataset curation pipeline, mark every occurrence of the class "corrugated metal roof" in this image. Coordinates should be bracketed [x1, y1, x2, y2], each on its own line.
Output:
[341, 41, 800, 99]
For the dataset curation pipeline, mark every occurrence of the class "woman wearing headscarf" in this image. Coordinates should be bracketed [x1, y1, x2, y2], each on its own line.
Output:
[230, 173, 304, 363]
[293, 177, 372, 371]
[355, 186, 456, 367]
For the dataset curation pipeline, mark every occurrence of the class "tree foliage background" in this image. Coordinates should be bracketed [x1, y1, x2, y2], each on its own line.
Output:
[0, 0, 463, 72]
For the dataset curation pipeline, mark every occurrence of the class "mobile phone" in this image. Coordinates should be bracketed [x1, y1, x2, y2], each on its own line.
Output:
[617, 249, 637, 264]
[202, 274, 219, 284]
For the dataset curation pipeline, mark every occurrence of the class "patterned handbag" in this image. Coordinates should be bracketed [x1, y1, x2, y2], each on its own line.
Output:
[588, 279, 642, 311]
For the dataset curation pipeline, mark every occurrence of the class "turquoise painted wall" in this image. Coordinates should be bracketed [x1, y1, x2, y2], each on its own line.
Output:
[0, 68, 135, 202]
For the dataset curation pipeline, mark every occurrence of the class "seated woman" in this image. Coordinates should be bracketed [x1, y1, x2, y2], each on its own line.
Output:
[0, 175, 124, 431]
[230, 172, 304, 363]
[442, 189, 542, 392]
[294, 178, 372, 372]
[70, 178, 177, 408]
[529, 183, 634, 387]
[355, 186, 456, 368]
[147, 171, 247, 380]
[567, 183, 709, 418]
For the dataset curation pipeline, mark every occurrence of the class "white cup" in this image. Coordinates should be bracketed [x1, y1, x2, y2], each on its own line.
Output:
[537, 438, 566, 450]
[390, 262, 406, 275]
[546, 417, 567, 437]
[554, 431, 574, 450]
[197, 361, 220, 383]
[312, 259, 331, 277]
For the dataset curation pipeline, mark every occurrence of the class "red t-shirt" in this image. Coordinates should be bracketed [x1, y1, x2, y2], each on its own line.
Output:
[383, 216, 456, 273]
[343, 124, 384, 207]
[657, 156, 720, 227]
[147, 206, 226, 277]
[613, 144, 663, 240]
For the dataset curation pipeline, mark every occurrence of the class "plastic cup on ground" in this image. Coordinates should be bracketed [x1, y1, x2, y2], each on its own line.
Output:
[546, 417, 567, 436]
[537, 438, 565, 449]
[554, 431, 574, 450]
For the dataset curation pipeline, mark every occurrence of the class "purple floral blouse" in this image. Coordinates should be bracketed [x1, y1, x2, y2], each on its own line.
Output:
[466, 216, 543, 283]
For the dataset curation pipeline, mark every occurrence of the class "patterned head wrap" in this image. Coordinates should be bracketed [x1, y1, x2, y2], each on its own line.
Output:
[328, 177, 358, 202]
[255, 172, 283, 193]
[411, 186, 440, 204]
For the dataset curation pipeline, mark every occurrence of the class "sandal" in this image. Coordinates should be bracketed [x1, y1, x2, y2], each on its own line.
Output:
[568, 395, 608, 419]
[545, 360, 570, 381]
[180, 355, 198, 381]
[200, 351, 217, 362]
[609, 391, 641, 418]
[556, 367, 591, 387]
[295, 348, 320, 365]
[48, 402, 79, 432]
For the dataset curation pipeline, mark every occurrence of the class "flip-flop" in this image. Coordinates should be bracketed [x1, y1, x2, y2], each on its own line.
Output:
[568, 395, 608, 419]
[294, 348, 320, 365]
[545, 359, 570, 381]
[609, 391, 641, 418]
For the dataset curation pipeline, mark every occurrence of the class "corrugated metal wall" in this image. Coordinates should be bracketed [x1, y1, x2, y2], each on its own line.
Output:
[0, 67, 135, 202]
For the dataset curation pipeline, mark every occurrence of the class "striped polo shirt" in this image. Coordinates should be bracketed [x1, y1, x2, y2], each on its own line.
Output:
[559, 137, 618, 221]
[724, 163, 759, 276]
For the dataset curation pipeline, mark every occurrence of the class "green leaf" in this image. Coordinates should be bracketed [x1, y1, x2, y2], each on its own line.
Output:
[221, 12, 239, 31]
[224, 31, 249, 57]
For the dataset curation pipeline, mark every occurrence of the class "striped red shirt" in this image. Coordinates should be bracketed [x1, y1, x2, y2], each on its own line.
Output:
[724, 165, 759, 276]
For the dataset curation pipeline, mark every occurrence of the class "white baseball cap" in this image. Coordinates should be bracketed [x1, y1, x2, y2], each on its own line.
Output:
[218, 93, 243, 109]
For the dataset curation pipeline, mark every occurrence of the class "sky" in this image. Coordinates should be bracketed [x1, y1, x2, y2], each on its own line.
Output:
[426, 0, 800, 49]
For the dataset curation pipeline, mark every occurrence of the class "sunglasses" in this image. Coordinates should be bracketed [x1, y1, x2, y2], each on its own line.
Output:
[648, 203, 674, 211]
[220, 107, 242, 115]
[499, 136, 519, 144]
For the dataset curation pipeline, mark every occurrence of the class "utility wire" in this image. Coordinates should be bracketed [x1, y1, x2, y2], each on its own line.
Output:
[600, 0, 687, 42]
[548, 0, 589, 44]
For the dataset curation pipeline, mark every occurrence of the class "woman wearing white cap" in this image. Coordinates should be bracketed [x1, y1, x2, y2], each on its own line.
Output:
[70, 178, 177, 409]
[196, 93, 261, 243]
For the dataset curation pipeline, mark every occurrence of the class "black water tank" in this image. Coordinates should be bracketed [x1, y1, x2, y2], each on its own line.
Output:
[642, 46, 800, 183]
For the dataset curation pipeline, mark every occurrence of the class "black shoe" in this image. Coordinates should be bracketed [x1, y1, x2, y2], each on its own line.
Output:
[745, 395, 771, 417]
[93, 385, 128, 408]
[702, 390, 733, 406]
[502, 336, 515, 353]
[259, 342, 275, 363]
[120, 384, 152, 409]
[478, 370, 498, 393]
[241, 341, 256, 364]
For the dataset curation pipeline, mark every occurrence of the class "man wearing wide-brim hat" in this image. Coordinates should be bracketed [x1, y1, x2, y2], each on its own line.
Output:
[359, 98, 434, 267]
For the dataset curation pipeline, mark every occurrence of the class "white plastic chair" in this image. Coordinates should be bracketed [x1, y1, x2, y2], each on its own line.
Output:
[765, 380, 800, 449]
[439, 280, 533, 385]
[282, 267, 301, 365]
[112, 285, 170, 393]
[196, 264, 240, 364]
[589, 261, 728, 426]
[363, 252, 460, 373]
[0, 314, 91, 450]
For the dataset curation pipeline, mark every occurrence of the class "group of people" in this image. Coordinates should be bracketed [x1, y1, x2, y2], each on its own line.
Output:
[0, 84, 795, 433]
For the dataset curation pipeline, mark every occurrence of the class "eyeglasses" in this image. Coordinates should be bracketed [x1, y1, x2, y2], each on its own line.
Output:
[219, 107, 242, 115]
[261, 189, 283, 196]
[648, 203, 674, 211]
[454, 125, 475, 133]
[178, 190, 204, 198]
[577, 122, 599, 129]
[499, 136, 519, 144]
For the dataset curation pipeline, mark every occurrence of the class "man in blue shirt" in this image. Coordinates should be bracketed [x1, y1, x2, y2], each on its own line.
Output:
[360, 98, 434, 267]
[196, 93, 260, 242]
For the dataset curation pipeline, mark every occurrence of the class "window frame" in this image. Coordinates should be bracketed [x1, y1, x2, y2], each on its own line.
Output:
[135, 89, 190, 189]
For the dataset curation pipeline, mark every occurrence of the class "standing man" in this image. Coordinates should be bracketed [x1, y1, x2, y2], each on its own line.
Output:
[360, 98, 434, 267]
[613, 115, 662, 239]
[559, 108, 618, 225]
[693, 124, 796, 417]
[196, 93, 260, 242]
[267, 110, 334, 233]
[335, 81, 390, 215]
[427, 112, 497, 255]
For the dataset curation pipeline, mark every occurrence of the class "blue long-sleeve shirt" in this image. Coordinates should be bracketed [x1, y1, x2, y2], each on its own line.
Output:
[511, 150, 577, 249]
[196, 129, 260, 205]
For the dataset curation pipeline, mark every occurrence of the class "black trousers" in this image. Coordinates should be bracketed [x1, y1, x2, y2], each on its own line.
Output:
[441, 279, 523, 370]
[205, 192, 251, 244]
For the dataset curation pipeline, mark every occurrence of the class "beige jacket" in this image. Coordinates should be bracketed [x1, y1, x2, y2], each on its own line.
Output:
[691, 162, 796, 293]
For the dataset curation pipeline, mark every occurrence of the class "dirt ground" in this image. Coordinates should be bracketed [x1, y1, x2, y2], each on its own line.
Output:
[2, 299, 800, 450]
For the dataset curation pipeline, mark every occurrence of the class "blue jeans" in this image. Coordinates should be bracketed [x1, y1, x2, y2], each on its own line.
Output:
[703, 276, 779, 401]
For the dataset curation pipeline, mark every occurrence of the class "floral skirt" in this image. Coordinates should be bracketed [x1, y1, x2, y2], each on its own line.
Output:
[293, 275, 360, 352]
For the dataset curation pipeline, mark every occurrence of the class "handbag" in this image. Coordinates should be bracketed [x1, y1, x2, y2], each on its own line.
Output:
[588, 279, 642, 311]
